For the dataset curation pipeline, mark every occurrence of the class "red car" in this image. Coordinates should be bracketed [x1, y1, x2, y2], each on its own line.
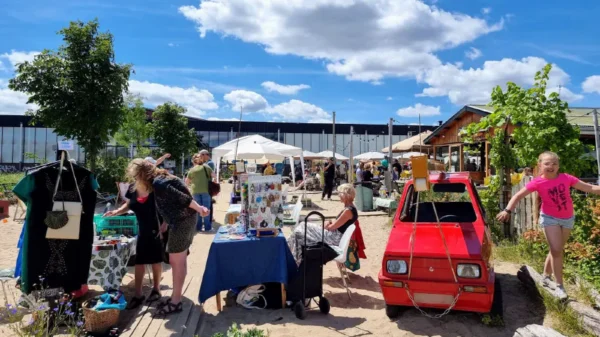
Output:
[379, 172, 502, 319]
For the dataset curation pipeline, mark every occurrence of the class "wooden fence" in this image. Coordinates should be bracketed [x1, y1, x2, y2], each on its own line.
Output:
[510, 175, 539, 236]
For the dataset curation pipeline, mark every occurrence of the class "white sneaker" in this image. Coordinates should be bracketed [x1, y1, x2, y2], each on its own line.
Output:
[542, 275, 553, 288]
[556, 285, 568, 301]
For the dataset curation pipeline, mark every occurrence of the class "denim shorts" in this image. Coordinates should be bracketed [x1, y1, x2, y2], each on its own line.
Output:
[539, 213, 575, 229]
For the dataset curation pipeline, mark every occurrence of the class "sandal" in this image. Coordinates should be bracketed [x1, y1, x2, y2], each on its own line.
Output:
[147, 289, 161, 302]
[154, 300, 183, 317]
[127, 296, 146, 310]
[157, 298, 171, 309]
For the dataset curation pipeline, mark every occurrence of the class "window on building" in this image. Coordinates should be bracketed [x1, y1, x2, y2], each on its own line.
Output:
[35, 128, 46, 163]
[46, 128, 57, 162]
[1, 128, 13, 163]
[24, 128, 35, 163]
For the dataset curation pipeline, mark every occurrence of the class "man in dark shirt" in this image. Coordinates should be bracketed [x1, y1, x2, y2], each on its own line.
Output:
[322, 157, 336, 200]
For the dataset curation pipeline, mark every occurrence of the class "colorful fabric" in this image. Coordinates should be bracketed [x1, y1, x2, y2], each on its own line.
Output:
[344, 239, 361, 271]
[88, 238, 136, 291]
[526, 173, 579, 218]
[353, 220, 367, 259]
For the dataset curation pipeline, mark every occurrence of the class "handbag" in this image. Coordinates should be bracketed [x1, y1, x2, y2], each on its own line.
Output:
[204, 164, 220, 197]
[46, 154, 83, 240]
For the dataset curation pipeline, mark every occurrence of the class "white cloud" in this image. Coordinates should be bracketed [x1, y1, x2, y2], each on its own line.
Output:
[386, 96, 393, 101]
[224, 90, 268, 112]
[0, 50, 40, 69]
[482, 8, 492, 15]
[465, 47, 482, 60]
[167, 43, 179, 47]
[264, 99, 331, 122]
[417, 56, 571, 105]
[582, 75, 600, 94]
[261, 81, 310, 95]
[0, 79, 37, 115]
[396, 103, 441, 117]
[180, 0, 503, 83]
[128, 80, 218, 117]
[547, 86, 583, 102]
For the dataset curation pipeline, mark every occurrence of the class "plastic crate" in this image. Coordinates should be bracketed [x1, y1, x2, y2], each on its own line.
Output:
[93, 214, 138, 236]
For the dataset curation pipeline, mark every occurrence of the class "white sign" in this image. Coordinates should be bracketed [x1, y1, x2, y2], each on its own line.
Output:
[164, 160, 176, 168]
[58, 140, 74, 151]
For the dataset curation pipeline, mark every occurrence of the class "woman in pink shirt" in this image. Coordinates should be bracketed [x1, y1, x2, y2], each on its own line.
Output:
[497, 151, 600, 300]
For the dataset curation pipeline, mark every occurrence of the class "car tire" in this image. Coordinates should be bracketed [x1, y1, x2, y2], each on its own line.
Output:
[490, 277, 504, 319]
[385, 304, 401, 319]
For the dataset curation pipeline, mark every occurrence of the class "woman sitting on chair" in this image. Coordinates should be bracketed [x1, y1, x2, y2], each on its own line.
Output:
[287, 183, 358, 264]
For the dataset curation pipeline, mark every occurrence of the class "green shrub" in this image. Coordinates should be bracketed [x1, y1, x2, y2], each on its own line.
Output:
[94, 156, 130, 194]
[210, 323, 267, 337]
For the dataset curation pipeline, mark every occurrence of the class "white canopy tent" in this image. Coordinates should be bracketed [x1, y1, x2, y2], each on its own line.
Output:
[293, 150, 325, 160]
[354, 151, 385, 161]
[316, 150, 349, 161]
[212, 135, 305, 185]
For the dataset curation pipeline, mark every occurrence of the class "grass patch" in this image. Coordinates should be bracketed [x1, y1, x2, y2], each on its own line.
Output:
[539, 288, 595, 337]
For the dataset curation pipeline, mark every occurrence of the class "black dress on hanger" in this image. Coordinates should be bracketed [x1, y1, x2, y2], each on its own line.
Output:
[13, 157, 98, 294]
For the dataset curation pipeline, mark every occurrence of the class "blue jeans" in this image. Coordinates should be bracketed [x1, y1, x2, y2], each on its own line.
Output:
[194, 193, 212, 231]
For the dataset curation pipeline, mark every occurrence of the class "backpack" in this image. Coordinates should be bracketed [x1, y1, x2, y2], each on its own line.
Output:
[236, 285, 267, 309]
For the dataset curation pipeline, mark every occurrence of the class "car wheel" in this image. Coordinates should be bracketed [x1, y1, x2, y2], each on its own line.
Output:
[490, 278, 504, 319]
[294, 301, 307, 320]
[385, 304, 401, 319]
[318, 297, 330, 314]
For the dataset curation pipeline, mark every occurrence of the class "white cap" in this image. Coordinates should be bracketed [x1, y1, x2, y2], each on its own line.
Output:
[144, 157, 157, 165]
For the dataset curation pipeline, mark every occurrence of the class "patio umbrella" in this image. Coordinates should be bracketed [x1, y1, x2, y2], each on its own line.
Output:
[354, 152, 386, 161]
[395, 152, 428, 159]
[316, 150, 349, 161]
[293, 150, 325, 160]
[381, 130, 433, 153]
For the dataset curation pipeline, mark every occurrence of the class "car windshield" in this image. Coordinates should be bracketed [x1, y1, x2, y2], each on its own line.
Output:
[399, 182, 478, 223]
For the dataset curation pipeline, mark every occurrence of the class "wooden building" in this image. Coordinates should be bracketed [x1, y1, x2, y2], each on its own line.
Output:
[423, 105, 598, 183]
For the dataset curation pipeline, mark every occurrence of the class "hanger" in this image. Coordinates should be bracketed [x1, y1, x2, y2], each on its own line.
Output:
[26, 151, 88, 175]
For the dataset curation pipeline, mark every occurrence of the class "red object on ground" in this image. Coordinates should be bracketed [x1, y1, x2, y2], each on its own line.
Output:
[379, 172, 497, 317]
[71, 284, 89, 299]
[352, 220, 367, 259]
[0, 200, 10, 219]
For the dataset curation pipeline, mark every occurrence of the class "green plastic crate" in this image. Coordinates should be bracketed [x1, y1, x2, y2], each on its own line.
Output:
[93, 214, 138, 236]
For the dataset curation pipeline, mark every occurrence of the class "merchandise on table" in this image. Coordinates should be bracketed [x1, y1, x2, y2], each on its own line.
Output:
[12, 152, 97, 294]
[243, 174, 285, 234]
[88, 236, 137, 291]
[93, 214, 138, 236]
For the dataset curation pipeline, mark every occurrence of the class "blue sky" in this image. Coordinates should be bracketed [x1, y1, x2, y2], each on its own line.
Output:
[1, 0, 600, 126]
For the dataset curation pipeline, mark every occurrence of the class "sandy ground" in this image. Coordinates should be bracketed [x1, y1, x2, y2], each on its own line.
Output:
[0, 183, 551, 337]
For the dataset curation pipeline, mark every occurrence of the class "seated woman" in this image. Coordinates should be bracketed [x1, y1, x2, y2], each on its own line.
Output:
[287, 183, 358, 264]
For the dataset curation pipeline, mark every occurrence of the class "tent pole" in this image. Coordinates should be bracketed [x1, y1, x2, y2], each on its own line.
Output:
[233, 106, 243, 179]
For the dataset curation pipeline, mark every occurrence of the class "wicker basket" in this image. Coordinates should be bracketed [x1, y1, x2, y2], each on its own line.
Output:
[82, 300, 120, 334]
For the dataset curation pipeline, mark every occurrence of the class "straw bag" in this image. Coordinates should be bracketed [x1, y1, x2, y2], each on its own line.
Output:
[45, 155, 84, 240]
[82, 300, 119, 334]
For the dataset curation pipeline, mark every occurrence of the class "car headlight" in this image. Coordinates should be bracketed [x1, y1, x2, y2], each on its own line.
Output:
[386, 260, 407, 274]
[457, 264, 481, 278]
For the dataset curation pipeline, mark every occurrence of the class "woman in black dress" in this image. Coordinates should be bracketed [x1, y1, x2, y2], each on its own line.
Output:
[104, 184, 166, 309]
[127, 158, 209, 315]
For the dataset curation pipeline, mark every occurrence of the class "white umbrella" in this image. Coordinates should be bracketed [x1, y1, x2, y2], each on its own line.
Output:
[316, 150, 349, 161]
[293, 150, 325, 160]
[354, 152, 385, 160]
[381, 130, 433, 153]
[221, 141, 288, 161]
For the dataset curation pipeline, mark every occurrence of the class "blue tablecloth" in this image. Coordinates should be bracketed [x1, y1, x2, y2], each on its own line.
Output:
[199, 229, 298, 303]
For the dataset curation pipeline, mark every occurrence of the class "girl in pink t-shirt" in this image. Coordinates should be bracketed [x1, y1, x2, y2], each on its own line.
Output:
[496, 151, 600, 300]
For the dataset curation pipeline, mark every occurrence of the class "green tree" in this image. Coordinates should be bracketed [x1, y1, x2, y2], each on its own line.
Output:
[8, 19, 131, 170]
[151, 102, 198, 163]
[463, 64, 588, 176]
[115, 95, 152, 150]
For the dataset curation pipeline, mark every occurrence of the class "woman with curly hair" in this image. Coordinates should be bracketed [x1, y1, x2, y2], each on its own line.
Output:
[127, 159, 209, 315]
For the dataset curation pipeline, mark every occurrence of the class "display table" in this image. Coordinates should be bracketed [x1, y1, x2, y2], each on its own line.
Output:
[373, 197, 399, 216]
[88, 237, 137, 291]
[224, 204, 242, 224]
[199, 226, 297, 311]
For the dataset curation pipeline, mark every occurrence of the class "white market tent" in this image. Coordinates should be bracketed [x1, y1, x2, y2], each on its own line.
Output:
[213, 135, 305, 184]
[381, 130, 433, 153]
[316, 150, 349, 161]
[293, 150, 325, 160]
[354, 151, 385, 161]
